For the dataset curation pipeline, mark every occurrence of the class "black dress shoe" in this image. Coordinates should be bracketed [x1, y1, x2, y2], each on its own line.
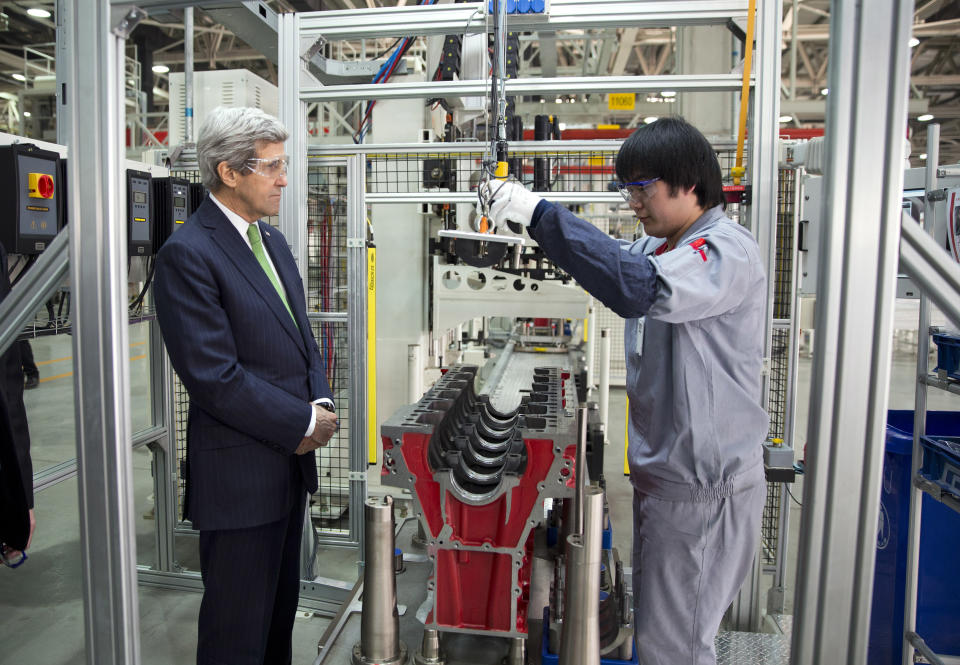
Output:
[24, 375, 39, 390]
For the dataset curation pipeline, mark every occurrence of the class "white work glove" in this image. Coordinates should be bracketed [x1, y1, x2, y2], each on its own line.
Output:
[483, 179, 542, 229]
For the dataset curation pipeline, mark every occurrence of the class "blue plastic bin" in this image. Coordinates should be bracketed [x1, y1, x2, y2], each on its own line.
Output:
[932, 332, 960, 380]
[869, 411, 960, 665]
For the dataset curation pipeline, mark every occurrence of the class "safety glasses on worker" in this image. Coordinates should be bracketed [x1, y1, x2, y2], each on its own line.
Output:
[617, 177, 660, 203]
[244, 155, 289, 178]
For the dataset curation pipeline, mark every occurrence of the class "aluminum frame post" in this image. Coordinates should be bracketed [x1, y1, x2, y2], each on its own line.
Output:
[791, 1, 913, 662]
[65, 1, 141, 662]
[901, 123, 939, 665]
[348, 153, 369, 551]
[278, 11, 309, 286]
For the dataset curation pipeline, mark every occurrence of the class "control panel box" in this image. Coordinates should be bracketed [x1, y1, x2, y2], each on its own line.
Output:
[0, 143, 62, 254]
[152, 177, 192, 250]
[127, 169, 153, 256]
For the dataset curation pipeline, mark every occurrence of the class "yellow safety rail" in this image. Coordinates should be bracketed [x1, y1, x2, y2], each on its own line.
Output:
[731, 0, 757, 186]
[367, 244, 378, 464]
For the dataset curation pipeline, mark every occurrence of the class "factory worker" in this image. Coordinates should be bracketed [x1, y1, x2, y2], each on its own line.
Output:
[482, 115, 768, 665]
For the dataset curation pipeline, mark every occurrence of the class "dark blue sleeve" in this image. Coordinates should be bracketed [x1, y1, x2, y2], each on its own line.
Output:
[528, 200, 657, 318]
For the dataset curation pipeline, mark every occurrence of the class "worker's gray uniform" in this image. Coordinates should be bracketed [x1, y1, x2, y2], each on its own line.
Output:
[529, 203, 768, 665]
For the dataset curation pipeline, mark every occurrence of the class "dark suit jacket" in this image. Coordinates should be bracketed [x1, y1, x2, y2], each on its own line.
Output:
[0, 242, 32, 528]
[153, 196, 331, 531]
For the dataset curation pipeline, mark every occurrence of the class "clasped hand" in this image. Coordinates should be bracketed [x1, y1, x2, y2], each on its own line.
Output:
[295, 404, 338, 455]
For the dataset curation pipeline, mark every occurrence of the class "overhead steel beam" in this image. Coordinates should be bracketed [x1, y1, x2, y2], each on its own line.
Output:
[782, 97, 929, 117]
[298, 0, 748, 41]
[790, 0, 914, 662]
[300, 73, 749, 103]
[202, 1, 278, 64]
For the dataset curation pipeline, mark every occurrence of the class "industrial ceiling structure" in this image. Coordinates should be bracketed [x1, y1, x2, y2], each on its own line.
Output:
[0, 0, 958, 161]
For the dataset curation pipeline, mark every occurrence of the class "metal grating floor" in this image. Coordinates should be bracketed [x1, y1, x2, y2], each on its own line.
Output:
[715, 630, 791, 664]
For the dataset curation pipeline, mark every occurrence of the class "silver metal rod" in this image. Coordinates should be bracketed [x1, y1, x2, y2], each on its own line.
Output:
[574, 405, 588, 536]
[299, 74, 750, 104]
[408, 344, 422, 403]
[789, 0, 799, 99]
[900, 212, 960, 331]
[184, 6, 194, 143]
[559, 486, 603, 665]
[296, 1, 749, 40]
[599, 328, 611, 444]
[902, 122, 939, 665]
[354, 496, 406, 665]
[585, 306, 596, 390]
[906, 632, 947, 665]
[414, 628, 443, 665]
[504, 637, 525, 665]
[0, 227, 69, 358]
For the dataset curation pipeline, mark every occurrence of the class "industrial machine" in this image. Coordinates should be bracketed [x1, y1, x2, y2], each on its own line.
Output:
[356, 362, 634, 664]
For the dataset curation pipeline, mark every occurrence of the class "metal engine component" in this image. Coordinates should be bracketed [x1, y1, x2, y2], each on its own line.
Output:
[558, 486, 603, 665]
[547, 497, 635, 662]
[381, 364, 578, 639]
[353, 496, 409, 665]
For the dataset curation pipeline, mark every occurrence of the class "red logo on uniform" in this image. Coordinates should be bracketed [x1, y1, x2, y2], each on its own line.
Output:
[690, 237, 708, 262]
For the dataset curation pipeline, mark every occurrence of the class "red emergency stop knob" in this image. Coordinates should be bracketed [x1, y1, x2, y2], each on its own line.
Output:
[38, 174, 54, 198]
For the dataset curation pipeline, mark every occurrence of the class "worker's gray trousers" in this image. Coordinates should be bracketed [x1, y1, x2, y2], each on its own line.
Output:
[631, 481, 766, 665]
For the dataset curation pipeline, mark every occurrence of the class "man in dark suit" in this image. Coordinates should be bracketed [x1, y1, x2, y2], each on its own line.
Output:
[153, 106, 337, 665]
[0, 240, 34, 565]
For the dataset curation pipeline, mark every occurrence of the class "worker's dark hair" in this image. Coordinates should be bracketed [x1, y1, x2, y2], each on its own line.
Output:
[615, 116, 725, 210]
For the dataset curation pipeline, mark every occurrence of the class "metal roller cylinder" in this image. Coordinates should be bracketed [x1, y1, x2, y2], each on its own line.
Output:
[558, 487, 604, 665]
[503, 636, 526, 665]
[413, 628, 444, 665]
[353, 496, 408, 665]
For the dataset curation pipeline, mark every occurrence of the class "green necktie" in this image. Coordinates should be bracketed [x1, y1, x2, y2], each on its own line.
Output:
[247, 223, 297, 326]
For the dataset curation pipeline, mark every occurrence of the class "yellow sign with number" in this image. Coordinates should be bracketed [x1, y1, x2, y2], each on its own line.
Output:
[608, 93, 636, 111]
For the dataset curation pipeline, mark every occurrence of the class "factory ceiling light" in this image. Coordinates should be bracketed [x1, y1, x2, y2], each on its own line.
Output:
[917, 114, 934, 122]
[27, 7, 51, 18]
[152, 64, 170, 74]
[779, 115, 793, 123]
[660, 90, 676, 98]
[909, 37, 920, 47]
[643, 116, 658, 124]
[12, 73, 25, 81]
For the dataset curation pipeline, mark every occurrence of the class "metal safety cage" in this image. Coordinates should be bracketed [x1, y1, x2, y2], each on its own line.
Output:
[304, 155, 368, 546]
[284, 0, 783, 616]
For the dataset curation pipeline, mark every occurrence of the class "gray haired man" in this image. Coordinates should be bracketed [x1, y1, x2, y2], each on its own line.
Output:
[154, 107, 336, 665]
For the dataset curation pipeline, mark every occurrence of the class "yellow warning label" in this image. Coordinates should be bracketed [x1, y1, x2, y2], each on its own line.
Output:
[134, 217, 146, 223]
[597, 124, 621, 130]
[608, 93, 635, 111]
[25, 205, 49, 212]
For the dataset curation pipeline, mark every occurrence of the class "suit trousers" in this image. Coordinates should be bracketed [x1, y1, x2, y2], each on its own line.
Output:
[197, 474, 307, 665]
[631, 482, 766, 665]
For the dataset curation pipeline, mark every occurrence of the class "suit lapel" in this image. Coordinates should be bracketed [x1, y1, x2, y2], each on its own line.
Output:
[200, 201, 306, 357]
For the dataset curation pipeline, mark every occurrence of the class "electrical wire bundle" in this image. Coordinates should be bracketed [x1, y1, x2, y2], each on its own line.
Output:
[353, 0, 437, 143]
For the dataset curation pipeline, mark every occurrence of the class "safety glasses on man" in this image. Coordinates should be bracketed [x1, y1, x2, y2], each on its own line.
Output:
[245, 155, 289, 178]
[617, 177, 660, 203]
